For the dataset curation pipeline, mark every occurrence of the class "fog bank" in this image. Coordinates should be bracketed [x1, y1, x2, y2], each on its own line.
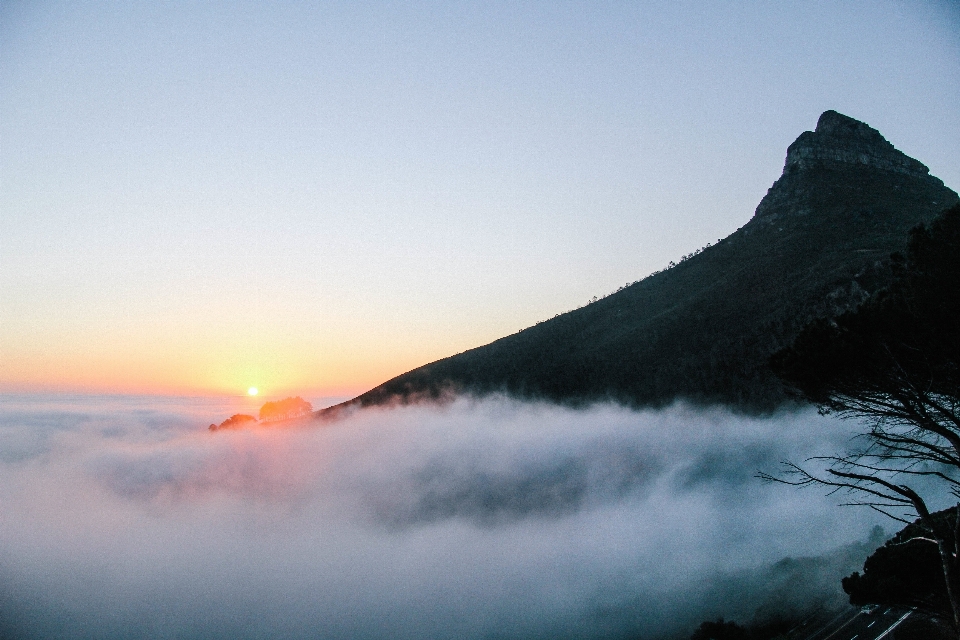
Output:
[0, 395, 885, 639]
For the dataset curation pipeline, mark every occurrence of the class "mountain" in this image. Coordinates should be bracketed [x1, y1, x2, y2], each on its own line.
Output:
[323, 111, 958, 415]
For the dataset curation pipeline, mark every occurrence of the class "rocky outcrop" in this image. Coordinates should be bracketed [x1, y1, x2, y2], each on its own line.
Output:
[753, 111, 951, 221]
[259, 396, 313, 422]
[784, 110, 930, 177]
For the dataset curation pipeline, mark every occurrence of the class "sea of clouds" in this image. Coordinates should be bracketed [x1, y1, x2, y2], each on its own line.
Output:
[0, 394, 888, 639]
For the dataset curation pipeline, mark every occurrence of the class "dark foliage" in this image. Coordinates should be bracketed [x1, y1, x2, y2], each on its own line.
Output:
[771, 203, 960, 415]
[209, 413, 257, 431]
[690, 618, 749, 640]
[843, 507, 955, 618]
[766, 205, 960, 520]
[766, 204, 960, 630]
[688, 616, 794, 640]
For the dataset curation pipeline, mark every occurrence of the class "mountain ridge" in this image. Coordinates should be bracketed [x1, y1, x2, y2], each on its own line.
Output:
[319, 111, 958, 417]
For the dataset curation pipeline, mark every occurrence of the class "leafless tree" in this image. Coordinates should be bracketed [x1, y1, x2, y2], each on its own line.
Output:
[762, 205, 960, 631]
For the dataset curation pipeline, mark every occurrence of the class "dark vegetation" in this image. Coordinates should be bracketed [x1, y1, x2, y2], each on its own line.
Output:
[208, 413, 257, 431]
[841, 509, 959, 639]
[329, 111, 957, 415]
[770, 203, 960, 435]
[763, 203, 960, 631]
[688, 203, 959, 639]
[843, 507, 956, 619]
[689, 617, 792, 640]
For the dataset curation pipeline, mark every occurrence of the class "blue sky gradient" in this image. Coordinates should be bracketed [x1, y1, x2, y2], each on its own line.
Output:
[2, 1, 958, 395]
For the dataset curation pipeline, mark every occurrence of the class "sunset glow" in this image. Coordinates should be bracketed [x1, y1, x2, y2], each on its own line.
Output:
[2, 4, 959, 639]
[2, 2, 957, 400]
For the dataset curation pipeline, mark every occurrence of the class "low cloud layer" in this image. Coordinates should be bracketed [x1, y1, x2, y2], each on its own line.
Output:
[0, 395, 887, 639]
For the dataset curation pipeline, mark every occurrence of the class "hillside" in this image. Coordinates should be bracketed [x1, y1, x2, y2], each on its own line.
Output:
[324, 111, 958, 414]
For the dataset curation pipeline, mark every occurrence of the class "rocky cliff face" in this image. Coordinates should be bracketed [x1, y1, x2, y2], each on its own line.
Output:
[754, 110, 951, 221]
[322, 111, 959, 414]
[784, 110, 930, 177]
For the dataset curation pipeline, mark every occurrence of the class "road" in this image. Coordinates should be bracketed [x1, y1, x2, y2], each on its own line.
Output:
[791, 605, 913, 640]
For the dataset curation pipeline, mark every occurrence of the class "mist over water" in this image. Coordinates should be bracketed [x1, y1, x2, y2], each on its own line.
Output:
[0, 395, 885, 639]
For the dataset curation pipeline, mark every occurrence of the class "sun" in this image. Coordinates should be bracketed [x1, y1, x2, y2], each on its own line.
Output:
[247, 387, 258, 396]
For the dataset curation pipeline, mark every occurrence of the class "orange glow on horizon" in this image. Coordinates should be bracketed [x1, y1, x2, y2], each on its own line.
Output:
[0, 322, 476, 400]
[0, 343, 388, 398]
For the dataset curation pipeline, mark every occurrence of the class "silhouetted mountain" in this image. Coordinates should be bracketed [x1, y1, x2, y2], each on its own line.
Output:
[325, 111, 957, 414]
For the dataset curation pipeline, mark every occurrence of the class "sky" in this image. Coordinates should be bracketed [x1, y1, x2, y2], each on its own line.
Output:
[2, 1, 959, 398]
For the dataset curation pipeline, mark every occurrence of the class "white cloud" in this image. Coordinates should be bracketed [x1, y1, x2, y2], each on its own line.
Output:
[0, 396, 885, 639]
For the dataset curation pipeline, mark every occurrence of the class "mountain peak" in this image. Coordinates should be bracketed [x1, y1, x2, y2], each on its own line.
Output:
[753, 111, 940, 221]
[781, 110, 929, 178]
[814, 110, 883, 140]
[319, 112, 957, 416]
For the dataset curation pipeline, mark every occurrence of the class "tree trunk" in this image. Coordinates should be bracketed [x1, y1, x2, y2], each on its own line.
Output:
[910, 498, 960, 635]
[935, 535, 960, 635]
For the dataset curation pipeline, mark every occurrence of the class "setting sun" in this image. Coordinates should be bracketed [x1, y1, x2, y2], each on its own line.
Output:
[247, 387, 258, 396]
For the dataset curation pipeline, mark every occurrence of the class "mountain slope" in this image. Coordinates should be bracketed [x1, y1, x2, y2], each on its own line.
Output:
[327, 111, 958, 414]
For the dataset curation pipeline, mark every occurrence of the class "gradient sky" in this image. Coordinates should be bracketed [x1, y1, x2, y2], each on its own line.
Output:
[2, 1, 959, 398]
